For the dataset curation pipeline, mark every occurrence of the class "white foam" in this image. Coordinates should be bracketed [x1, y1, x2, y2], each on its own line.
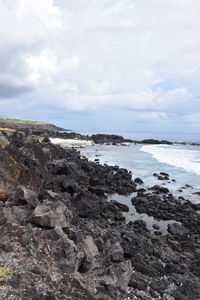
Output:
[50, 138, 94, 148]
[141, 144, 200, 176]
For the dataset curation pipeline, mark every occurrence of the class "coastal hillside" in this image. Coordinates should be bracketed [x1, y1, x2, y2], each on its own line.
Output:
[0, 129, 200, 299]
[0, 118, 66, 132]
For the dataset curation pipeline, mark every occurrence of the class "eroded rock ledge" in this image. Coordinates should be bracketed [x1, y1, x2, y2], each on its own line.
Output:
[0, 131, 199, 300]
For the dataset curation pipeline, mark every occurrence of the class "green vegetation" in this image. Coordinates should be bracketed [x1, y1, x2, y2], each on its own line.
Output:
[0, 118, 46, 125]
[26, 134, 41, 144]
[40, 132, 48, 139]
[40, 132, 47, 138]
[26, 132, 49, 144]
[0, 266, 13, 282]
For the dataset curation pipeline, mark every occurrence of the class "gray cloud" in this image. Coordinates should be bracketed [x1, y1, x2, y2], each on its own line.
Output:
[0, 0, 199, 131]
[0, 82, 31, 98]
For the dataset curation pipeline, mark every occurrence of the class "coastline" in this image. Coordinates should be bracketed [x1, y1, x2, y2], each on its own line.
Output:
[0, 124, 200, 299]
[50, 137, 94, 148]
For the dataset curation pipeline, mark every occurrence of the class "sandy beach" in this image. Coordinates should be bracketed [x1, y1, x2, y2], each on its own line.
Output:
[50, 137, 94, 148]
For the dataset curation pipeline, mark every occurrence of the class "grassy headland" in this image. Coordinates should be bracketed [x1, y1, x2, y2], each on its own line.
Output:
[0, 118, 66, 132]
[0, 118, 46, 125]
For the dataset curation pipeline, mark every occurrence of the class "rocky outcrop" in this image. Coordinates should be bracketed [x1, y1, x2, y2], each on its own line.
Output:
[132, 192, 200, 232]
[91, 134, 132, 144]
[0, 132, 137, 299]
[138, 139, 173, 145]
[0, 147, 21, 201]
[0, 131, 200, 299]
[32, 200, 73, 228]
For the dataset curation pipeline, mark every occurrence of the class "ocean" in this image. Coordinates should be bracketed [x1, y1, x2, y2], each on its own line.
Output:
[81, 143, 200, 194]
[80, 143, 200, 233]
[80, 130, 200, 143]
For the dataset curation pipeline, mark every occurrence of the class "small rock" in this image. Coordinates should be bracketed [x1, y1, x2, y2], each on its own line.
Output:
[111, 200, 129, 212]
[134, 178, 144, 185]
[153, 224, 160, 230]
[154, 231, 162, 236]
[160, 172, 169, 177]
[83, 236, 99, 258]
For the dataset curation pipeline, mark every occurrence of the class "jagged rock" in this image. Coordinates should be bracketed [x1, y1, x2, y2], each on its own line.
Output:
[56, 234, 82, 274]
[0, 202, 7, 225]
[153, 224, 160, 230]
[72, 191, 101, 218]
[91, 134, 132, 144]
[160, 172, 169, 177]
[149, 185, 169, 193]
[129, 272, 150, 290]
[99, 261, 132, 299]
[140, 139, 173, 145]
[0, 129, 200, 299]
[32, 201, 73, 228]
[110, 242, 124, 262]
[83, 236, 99, 258]
[9, 186, 38, 208]
[168, 223, 188, 237]
[12, 205, 31, 225]
[110, 200, 129, 212]
[78, 236, 100, 273]
[0, 147, 21, 202]
[134, 177, 144, 184]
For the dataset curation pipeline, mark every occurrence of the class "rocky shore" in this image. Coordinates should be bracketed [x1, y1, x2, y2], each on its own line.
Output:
[0, 128, 200, 299]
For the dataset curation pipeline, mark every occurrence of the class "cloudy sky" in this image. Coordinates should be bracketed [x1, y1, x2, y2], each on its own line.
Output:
[0, 0, 200, 136]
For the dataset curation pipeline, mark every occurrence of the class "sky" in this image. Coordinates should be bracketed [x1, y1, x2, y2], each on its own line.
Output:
[0, 0, 200, 136]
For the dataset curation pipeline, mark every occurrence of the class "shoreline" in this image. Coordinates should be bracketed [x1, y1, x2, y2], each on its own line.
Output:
[0, 118, 200, 145]
[0, 124, 200, 298]
[50, 137, 94, 148]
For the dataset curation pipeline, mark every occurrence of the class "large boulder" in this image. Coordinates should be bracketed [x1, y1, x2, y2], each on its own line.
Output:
[32, 201, 73, 228]
[72, 191, 101, 219]
[99, 261, 132, 299]
[79, 236, 100, 273]
[9, 186, 38, 208]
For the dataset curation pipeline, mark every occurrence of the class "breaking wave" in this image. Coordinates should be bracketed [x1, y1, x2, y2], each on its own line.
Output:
[141, 144, 200, 176]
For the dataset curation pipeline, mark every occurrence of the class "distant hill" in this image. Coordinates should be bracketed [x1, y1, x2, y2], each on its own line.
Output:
[0, 118, 68, 132]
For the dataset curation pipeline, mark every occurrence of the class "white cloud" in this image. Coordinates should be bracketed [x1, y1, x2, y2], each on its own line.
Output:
[61, 56, 80, 72]
[0, 0, 200, 129]
[16, 0, 62, 31]
[26, 50, 57, 84]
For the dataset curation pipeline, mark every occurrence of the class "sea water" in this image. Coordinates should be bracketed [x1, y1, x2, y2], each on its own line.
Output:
[80, 143, 200, 233]
[81, 143, 200, 200]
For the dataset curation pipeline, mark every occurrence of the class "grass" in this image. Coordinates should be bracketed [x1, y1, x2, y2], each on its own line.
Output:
[0, 266, 13, 282]
[0, 118, 46, 125]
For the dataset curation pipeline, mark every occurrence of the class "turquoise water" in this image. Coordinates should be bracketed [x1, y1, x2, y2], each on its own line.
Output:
[81, 143, 200, 204]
